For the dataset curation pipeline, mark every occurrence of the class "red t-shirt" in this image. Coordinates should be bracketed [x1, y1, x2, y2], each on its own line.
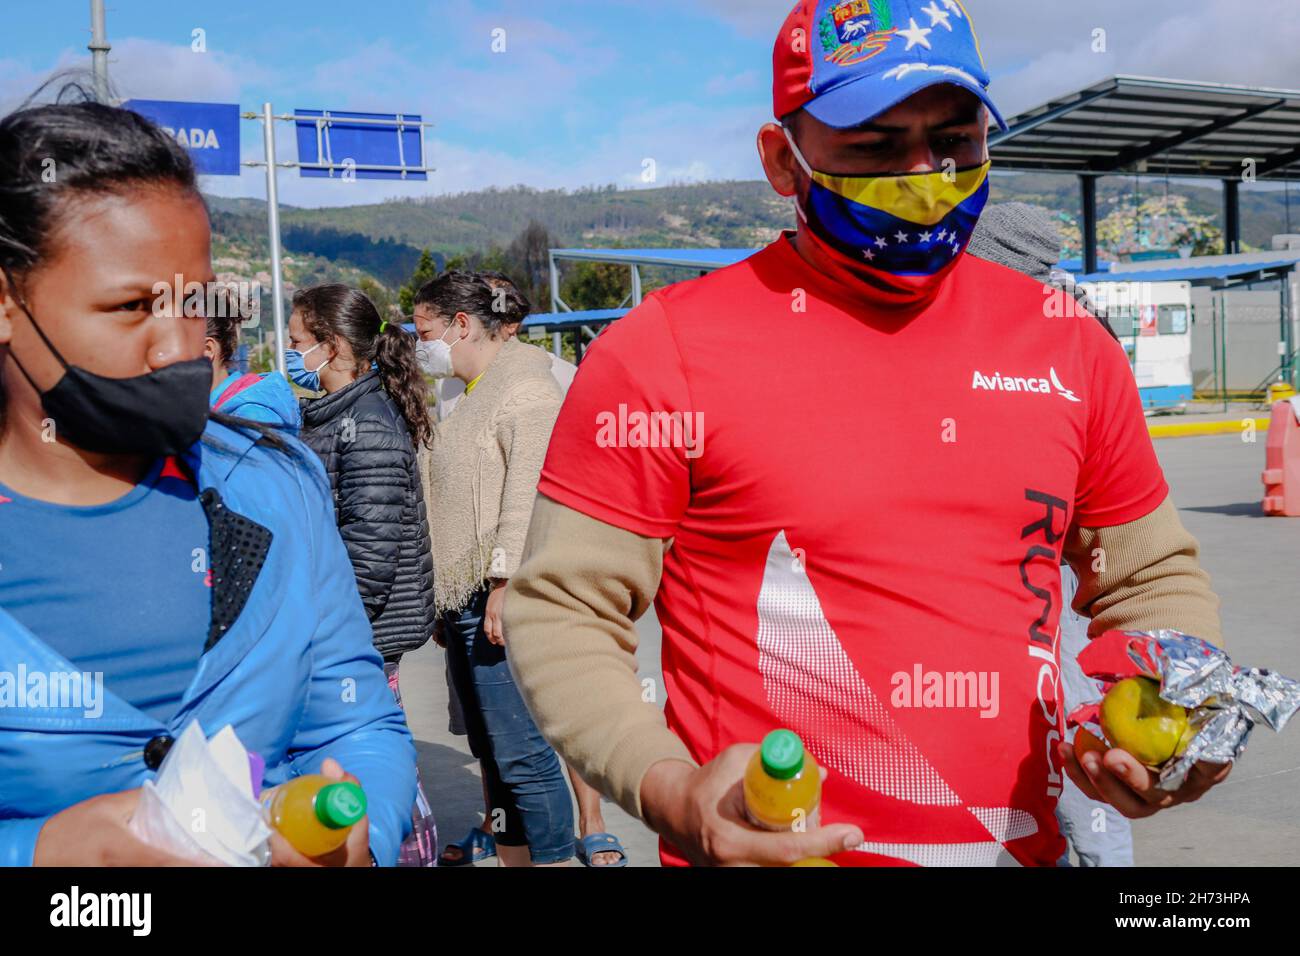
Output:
[537, 235, 1167, 867]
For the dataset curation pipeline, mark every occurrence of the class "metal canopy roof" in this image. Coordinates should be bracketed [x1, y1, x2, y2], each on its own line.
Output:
[521, 308, 629, 331]
[1076, 254, 1300, 286]
[550, 248, 757, 270]
[989, 75, 1300, 180]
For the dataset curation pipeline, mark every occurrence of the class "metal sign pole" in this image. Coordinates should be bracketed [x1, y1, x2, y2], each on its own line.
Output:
[88, 0, 110, 103]
[549, 251, 560, 313]
[1219, 293, 1228, 412]
[1283, 268, 1295, 388]
[1293, 268, 1300, 389]
[261, 102, 289, 377]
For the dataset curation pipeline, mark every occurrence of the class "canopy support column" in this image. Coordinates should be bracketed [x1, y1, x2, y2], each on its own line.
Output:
[1080, 175, 1098, 276]
[1223, 178, 1241, 254]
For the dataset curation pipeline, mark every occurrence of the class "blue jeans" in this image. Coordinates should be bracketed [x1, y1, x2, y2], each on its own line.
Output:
[443, 585, 575, 863]
[1055, 565, 1134, 867]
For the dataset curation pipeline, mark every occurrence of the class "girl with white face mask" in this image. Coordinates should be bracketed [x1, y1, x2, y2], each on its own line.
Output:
[413, 321, 461, 380]
[292, 284, 439, 868]
[412, 305, 471, 424]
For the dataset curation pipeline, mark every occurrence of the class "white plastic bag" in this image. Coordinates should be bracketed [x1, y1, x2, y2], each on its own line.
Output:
[127, 720, 272, 866]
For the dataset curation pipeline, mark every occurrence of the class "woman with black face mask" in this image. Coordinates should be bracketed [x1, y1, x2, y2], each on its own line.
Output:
[0, 83, 417, 867]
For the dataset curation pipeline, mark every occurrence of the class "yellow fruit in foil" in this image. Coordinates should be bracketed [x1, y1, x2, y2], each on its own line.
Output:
[1099, 677, 1190, 767]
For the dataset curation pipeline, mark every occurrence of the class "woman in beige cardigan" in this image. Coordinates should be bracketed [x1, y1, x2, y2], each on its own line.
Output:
[413, 271, 575, 867]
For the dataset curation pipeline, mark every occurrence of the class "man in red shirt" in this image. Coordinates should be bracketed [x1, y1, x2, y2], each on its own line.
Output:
[503, 0, 1229, 866]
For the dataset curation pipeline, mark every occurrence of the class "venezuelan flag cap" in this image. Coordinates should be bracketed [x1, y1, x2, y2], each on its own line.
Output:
[773, 0, 1007, 131]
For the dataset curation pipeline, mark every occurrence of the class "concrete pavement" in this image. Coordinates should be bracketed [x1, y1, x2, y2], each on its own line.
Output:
[1132, 434, 1300, 865]
[398, 608, 665, 866]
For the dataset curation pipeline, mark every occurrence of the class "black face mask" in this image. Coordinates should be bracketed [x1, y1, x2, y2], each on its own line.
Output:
[7, 296, 212, 457]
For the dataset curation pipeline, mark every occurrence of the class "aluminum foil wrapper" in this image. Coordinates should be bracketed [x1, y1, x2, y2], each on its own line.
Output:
[1073, 629, 1300, 791]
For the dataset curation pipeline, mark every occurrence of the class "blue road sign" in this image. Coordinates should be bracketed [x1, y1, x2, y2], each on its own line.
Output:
[123, 99, 241, 176]
[294, 109, 427, 180]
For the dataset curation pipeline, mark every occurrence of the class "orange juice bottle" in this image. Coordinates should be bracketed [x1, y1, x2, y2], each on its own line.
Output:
[263, 775, 367, 858]
[744, 729, 821, 830]
[744, 730, 837, 866]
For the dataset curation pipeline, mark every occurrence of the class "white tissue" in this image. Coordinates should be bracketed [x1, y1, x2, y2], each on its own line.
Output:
[127, 720, 272, 867]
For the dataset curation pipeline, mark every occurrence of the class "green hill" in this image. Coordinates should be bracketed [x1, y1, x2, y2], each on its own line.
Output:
[206, 173, 1299, 311]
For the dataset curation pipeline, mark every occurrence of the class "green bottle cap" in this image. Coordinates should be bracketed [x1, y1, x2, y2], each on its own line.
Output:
[314, 782, 367, 829]
[760, 729, 805, 780]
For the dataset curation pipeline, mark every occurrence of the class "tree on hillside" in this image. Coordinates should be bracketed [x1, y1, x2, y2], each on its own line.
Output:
[436, 240, 544, 312]
[506, 219, 555, 310]
[1096, 194, 1223, 258]
[422, 223, 555, 313]
[442, 245, 510, 275]
[359, 277, 399, 321]
[560, 261, 630, 311]
[399, 248, 439, 313]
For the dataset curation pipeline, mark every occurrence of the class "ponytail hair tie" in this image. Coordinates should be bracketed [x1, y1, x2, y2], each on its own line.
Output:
[379, 319, 388, 333]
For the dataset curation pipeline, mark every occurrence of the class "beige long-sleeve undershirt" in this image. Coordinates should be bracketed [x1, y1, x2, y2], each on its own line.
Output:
[503, 492, 1221, 822]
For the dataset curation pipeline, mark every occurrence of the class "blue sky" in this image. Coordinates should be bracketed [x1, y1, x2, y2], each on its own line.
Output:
[3, 1, 1297, 207]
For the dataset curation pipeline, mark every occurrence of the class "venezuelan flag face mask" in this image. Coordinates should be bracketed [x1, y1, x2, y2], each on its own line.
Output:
[783, 126, 991, 305]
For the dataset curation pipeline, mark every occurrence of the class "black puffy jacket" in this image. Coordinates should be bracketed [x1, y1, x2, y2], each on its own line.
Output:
[300, 371, 435, 661]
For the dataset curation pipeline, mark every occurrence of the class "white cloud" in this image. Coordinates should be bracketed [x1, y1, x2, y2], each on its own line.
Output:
[0, 37, 273, 110]
[531, 92, 767, 190]
[409, 138, 563, 194]
[686, 0, 1300, 122]
[201, 163, 441, 209]
[973, 0, 1300, 118]
[8, 0, 1295, 208]
[0, 56, 65, 115]
[108, 38, 273, 104]
[685, 0, 795, 36]
[962, 0, 1189, 67]
[705, 69, 762, 97]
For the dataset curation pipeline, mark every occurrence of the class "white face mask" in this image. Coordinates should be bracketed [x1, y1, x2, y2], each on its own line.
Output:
[415, 324, 459, 378]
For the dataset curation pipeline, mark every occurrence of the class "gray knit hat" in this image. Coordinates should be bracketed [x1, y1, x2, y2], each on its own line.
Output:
[966, 202, 1062, 284]
[967, 201, 1118, 341]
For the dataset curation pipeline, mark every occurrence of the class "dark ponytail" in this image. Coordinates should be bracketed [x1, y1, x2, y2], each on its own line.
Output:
[206, 312, 241, 371]
[293, 284, 431, 448]
[374, 320, 433, 448]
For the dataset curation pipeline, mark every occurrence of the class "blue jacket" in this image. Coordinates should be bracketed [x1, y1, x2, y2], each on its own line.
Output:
[0, 420, 416, 866]
[210, 372, 302, 432]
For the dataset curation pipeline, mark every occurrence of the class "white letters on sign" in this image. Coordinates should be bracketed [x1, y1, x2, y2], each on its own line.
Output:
[163, 126, 221, 150]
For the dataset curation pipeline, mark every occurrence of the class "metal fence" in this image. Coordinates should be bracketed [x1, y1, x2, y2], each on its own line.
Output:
[1191, 285, 1299, 399]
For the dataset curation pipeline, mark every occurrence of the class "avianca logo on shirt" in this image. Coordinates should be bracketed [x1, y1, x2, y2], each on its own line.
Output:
[971, 367, 1080, 403]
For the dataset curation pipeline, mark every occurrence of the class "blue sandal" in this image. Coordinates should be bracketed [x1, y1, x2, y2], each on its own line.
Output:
[439, 828, 496, 867]
[577, 832, 628, 867]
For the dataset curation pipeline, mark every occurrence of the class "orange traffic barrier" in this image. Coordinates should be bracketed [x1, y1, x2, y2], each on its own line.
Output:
[1262, 399, 1300, 516]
